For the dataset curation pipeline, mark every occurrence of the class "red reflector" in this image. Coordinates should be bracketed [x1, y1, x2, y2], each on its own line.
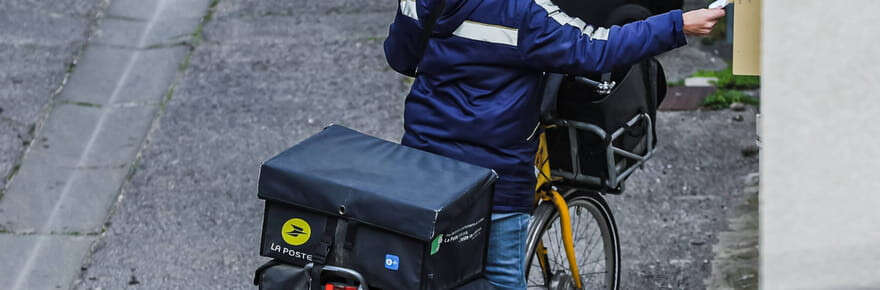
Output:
[324, 283, 356, 290]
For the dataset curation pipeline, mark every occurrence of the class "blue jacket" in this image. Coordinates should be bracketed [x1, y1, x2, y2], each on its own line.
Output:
[385, 0, 687, 212]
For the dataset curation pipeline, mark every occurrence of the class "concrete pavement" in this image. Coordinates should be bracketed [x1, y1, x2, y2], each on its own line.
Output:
[0, 0, 106, 288]
[0, 0, 210, 289]
[0, 0, 102, 201]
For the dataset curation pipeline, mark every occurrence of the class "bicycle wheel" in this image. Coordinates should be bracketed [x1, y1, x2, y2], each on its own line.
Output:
[525, 190, 620, 290]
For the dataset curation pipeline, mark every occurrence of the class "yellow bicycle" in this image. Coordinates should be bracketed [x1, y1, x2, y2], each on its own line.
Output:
[526, 131, 621, 289]
[525, 53, 663, 289]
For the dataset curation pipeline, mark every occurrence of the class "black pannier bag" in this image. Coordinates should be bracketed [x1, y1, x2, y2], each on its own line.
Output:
[258, 125, 497, 289]
[253, 260, 310, 290]
[543, 58, 666, 191]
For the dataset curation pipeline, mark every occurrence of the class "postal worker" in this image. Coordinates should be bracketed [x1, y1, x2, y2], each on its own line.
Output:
[385, 0, 724, 288]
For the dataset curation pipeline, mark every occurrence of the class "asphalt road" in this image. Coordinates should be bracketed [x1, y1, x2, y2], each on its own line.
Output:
[613, 108, 757, 289]
[0, 0, 758, 289]
[76, 1, 408, 289]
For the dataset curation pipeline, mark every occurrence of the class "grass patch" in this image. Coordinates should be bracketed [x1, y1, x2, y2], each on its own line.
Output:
[693, 66, 761, 109]
[667, 79, 685, 87]
[703, 90, 759, 109]
[693, 66, 760, 90]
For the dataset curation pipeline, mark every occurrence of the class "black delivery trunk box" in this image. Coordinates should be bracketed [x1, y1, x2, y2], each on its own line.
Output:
[258, 125, 497, 289]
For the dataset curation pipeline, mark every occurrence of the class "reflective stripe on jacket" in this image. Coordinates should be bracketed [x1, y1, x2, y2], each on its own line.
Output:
[385, 0, 687, 212]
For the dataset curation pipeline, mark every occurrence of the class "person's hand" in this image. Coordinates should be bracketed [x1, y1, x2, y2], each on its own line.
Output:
[682, 8, 726, 36]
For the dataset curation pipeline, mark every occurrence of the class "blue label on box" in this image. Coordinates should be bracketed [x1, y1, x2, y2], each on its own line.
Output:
[384, 254, 399, 271]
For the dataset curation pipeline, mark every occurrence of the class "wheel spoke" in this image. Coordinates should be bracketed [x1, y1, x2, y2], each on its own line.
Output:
[579, 219, 595, 268]
[550, 222, 565, 271]
[580, 271, 608, 276]
[585, 225, 602, 264]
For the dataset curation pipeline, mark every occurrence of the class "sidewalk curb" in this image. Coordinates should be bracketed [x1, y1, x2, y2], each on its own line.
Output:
[704, 172, 759, 289]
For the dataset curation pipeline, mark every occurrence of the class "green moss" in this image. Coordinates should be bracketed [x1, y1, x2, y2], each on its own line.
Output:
[51, 231, 101, 236]
[402, 77, 414, 87]
[703, 90, 759, 109]
[363, 36, 385, 42]
[61, 101, 102, 108]
[189, 0, 220, 47]
[258, 10, 294, 17]
[66, 61, 77, 74]
[206, 0, 221, 21]
[177, 51, 193, 73]
[5, 164, 20, 182]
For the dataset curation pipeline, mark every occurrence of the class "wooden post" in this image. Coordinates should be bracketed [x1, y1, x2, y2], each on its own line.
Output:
[732, 0, 761, 75]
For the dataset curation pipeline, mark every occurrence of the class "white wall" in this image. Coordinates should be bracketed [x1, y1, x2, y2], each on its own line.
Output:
[761, 1, 880, 288]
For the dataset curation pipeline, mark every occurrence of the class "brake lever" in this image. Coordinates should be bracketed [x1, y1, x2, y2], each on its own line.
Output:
[574, 76, 616, 95]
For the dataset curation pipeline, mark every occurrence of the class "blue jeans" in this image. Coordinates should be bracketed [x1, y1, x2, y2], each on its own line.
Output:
[485, 212, 530, 289]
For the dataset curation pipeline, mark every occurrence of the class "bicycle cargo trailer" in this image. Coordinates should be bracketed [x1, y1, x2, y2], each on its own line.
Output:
[258, 125, 497, 290]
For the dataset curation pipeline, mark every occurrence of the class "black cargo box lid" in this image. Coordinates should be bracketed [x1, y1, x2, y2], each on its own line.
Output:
[258, 125, 497, 241]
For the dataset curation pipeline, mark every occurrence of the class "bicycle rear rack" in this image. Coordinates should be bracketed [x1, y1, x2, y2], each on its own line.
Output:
[549, 113, 655, 193]
[304, 263, 369, 290]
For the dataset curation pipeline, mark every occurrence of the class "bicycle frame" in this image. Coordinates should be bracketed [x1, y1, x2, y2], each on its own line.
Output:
[534, 132, 585, 289]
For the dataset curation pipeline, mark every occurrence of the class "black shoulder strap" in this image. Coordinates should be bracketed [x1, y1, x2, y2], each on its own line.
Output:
[309, 264, 325, 290]
[415, 0, 446, 73]
[539, 73, 565, 122]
